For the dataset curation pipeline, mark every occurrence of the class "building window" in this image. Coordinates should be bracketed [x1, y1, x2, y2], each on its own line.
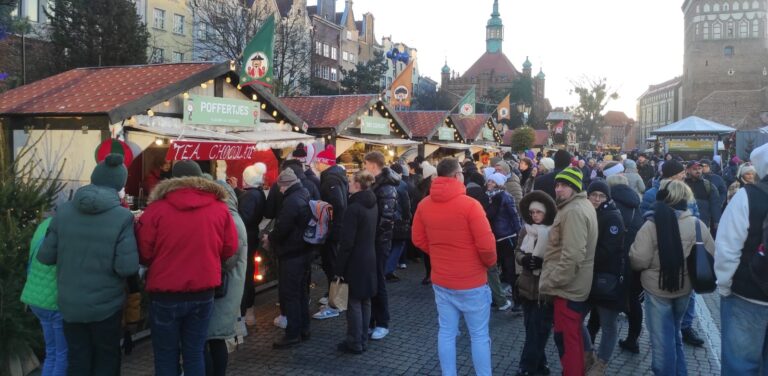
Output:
[734, 1, 740, 10]
[703, 22, 710, 39]
[349, 53, 355, 63]
[173, 14, 184, 34]
[331, 47, 337, 60]
[753, 19, 760, 37]
[744, 1, 750, 9]
[346, 30, 352, 39]
[23, 0, 39, 22]
[330, 68, 338, 81]
[172, 51, 183, 62]
[724, 3, 730, 11]
[342, 51, 348, 61]
[740, 21, 748, 38]
[152, 48, 165, 63]
[197, 23, 208, 40]
[323, 44, 329, 58]
[727, 22, 735, 38]
[754, 1, 760, 9]
[714, 22, 722, 39]
[153, 8, 165, 29]
[714, 3, 720, 11]
[322, 66, 330, 80]
[315, 65, 322, 78]
[704, 4, 711, 12]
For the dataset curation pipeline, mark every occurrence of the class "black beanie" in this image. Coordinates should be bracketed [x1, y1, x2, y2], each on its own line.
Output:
[662, 160, 685, 179]
[390, 163, 404, 175]
[172, 160, 203, 178]
[91, 154, 128, 191]
[588, 180, 611, 199]
[554, 149, 572, 170]
[292, 143, 307, 158]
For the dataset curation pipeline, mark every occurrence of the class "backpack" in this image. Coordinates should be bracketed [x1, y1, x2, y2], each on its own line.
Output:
[303, 200, 333, 245]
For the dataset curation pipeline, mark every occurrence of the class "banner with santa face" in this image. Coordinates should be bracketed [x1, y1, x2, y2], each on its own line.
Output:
[241, 15, 275, 88]
[391, 60, 414, 108]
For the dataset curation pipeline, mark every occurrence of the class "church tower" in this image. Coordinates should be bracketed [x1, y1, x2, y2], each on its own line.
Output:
[486, 0, 504, 53]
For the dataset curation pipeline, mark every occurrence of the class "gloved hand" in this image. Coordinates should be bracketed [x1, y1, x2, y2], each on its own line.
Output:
[521, 253, 533, 271]
[529, 256, 544, 270]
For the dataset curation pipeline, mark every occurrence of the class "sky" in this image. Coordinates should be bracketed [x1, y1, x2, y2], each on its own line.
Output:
[310, 0, 685, 119]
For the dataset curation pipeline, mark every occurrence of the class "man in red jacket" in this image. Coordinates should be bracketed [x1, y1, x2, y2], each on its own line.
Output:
[136, 160, 238, 376]
[412, 158, 497, 376]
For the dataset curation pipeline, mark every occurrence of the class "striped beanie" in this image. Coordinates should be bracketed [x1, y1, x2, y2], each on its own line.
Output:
[555, 167, 584, 192]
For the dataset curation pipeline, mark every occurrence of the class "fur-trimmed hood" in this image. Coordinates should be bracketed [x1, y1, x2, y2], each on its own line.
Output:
[149, 177, 228, 211]
[519, 190, 557, 226]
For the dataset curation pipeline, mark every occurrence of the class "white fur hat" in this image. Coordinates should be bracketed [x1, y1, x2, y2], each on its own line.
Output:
[751, 143, 768, 179]
[243, 162, 267, 187]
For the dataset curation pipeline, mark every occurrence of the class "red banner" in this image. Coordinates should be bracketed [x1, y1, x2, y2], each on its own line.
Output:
[166, 141, 260, 161]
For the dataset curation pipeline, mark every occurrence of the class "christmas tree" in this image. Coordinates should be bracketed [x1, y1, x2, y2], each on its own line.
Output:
[0, 131, 64, 374]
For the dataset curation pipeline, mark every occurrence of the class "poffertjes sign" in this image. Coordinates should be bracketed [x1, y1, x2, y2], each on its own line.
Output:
[166, 141, 259, 161]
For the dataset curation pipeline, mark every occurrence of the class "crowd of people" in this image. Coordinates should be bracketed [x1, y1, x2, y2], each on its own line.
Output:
[18, 140, 768, 376]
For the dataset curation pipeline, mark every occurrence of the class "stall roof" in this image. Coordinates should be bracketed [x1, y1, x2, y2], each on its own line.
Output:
[450, 114, 490, 140]
[396, 111, 449, 138]
[426, 141, 471, 150]
[338, 135, 419, 146]
[128, 116, 314, 144]
[281, 95, 374, 129]
[0, 63, 230, 123]
[546, 112, 574, 121]
[651, 116, 736, 135]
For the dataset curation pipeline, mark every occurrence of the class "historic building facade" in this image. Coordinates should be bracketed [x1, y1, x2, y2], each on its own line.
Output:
[637, 76, 683, 143]
[682, 0, 768, 129]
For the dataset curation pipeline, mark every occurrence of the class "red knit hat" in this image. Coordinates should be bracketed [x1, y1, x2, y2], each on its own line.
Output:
[316, 145, 336, 166]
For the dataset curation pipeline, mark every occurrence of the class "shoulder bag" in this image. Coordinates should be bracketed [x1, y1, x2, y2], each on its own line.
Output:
[687, 220, 716, 294]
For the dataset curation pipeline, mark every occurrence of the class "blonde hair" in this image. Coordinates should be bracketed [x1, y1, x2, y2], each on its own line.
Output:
[659, 180, 693, 207]
[606, 174, 629, 187]
[353, 171, 375, 190]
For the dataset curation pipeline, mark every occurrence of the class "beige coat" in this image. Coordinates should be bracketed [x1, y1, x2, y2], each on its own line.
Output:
[539, 191, 599, 302]
[629, 210, 715, 299]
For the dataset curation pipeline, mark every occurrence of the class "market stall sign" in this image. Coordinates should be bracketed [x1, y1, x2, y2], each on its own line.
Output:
[667, 140, 714, 151]
[360, 116, 390, 136]
[183, 95, 260, 128]
[438, 127, 455, 141]
[166, 140, 259, 161]
[482, 128, 494, 141]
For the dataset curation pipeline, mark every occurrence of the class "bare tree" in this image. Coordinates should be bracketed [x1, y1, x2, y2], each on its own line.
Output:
[189, 0, 312, 96]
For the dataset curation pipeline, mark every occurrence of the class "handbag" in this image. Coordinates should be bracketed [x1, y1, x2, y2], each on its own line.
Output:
[687, 220, 716, 294]
[590, 272, 621, 301]
[328, 278, 348, 311]
[515, 271, 538, 301]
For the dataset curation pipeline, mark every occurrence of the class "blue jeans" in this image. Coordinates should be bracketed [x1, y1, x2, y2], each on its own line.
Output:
[584, 306, 620, 362]
[645, 293, 690, 375]
[30, 306, 67, 376]
[433, 284, 492, 376]
[721, 294, 768, 374]
[681, 293, 696, 329]
[385, 240, 406, 275]
[150, 298, 214, 376]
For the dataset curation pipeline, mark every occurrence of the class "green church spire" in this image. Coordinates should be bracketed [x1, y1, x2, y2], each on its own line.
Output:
[486, 0, 503, 53]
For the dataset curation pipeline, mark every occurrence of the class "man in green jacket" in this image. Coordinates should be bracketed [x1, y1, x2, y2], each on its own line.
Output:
[539, 167, 598, 376]
[39, 154, 139, 376]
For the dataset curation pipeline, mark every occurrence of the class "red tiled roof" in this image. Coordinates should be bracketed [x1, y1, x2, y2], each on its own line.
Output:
[451, 114, 490, 140]
[396, 111, 448, 138]
[0, 63, 216, 117]
[281, 95, 375, 129]
[462, 52, 520, 80]
[502, 129, 549, 147]
[603, 111, 632, 127]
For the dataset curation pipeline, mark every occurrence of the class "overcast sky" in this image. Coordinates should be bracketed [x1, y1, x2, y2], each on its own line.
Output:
[311, 0, 685, 119]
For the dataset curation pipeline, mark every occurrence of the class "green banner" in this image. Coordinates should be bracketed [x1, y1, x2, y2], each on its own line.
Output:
[183, 95, 260, 127]
[241, 15, 275, 88]
[482, 128, 494, 141]
[438, 127, 455, 141]
[360, 116, 390, 136]
[457, 86, 476, 117]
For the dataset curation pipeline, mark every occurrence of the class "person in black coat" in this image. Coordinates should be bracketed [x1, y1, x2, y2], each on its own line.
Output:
[363, 152, 399, 339]
[335, 171, 378, 354]
[533, 149, 571, 200]
[605, 175, 644, 354]
[269, 169, 312, 349]
[584, 181, 627, 370]
[264, 159, 321, 220]
[316, 162, 349, 304]
[237, 163, 267, 322]
[386, 163, 411, 281]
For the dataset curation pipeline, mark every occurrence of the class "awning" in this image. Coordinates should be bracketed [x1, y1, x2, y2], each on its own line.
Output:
[426, 142, 471, 150]
[338, 135, 419, 147]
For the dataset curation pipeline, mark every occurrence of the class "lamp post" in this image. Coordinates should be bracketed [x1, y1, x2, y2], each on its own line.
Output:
[516, 103, 531, 126]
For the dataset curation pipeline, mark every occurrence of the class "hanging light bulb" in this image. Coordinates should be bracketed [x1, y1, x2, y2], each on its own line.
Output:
[147, 109, 155, 117]
[200, 83, 208, 89]
[183, 92, 189, 99]
[272, 110, 278, 117]
[388, 150, 395, 157]
[163, 100, 170, 107]
[154, 138, 163, 145]
[237, 84, 242, 90]
[261, 104, 267, 110]
[225, 77, 231, 83]
[252, 94, 257, 101]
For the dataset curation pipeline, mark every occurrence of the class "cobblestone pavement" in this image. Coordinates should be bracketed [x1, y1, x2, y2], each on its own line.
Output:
[121, 260, 723, 375]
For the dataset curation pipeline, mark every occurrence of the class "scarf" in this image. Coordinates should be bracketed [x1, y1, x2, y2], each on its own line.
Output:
[653, 197, 687, 292]
[520, 168, 532, 188]
[520, 223, 550, 275]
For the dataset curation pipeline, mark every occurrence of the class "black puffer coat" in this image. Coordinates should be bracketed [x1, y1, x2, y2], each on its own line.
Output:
[268, 183, 311, 259]
[610, 183, 643, 252]
[264, 162, 320, 219]
[238, 187, 266, 253]
[590, 200, 627, 309]
[336, 189, 378, 299]
[372, 168, 399, 254]
[320, 165, 349, 244]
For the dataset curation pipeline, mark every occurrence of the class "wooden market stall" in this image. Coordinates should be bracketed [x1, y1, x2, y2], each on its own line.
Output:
[282, 95, 418, 175]
[651, 116, 735, 161]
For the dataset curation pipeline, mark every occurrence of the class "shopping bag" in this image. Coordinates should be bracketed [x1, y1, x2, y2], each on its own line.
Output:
[328, 278, 348, 311]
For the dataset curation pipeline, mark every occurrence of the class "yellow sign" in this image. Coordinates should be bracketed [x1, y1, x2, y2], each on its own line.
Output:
[667, 140, 714, 151]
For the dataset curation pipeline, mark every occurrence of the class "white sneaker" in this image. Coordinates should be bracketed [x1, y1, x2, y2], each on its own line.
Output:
[245, 308, 257, 326]
[273, 315, 287, 329]
[502, 285, 513, 297]
[370, 327, 389, 340]
[319, 296, 329, 305]
[312, 306, 340, 320]
[497, 300, 513, 311]
[398, 263, 407, 269]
